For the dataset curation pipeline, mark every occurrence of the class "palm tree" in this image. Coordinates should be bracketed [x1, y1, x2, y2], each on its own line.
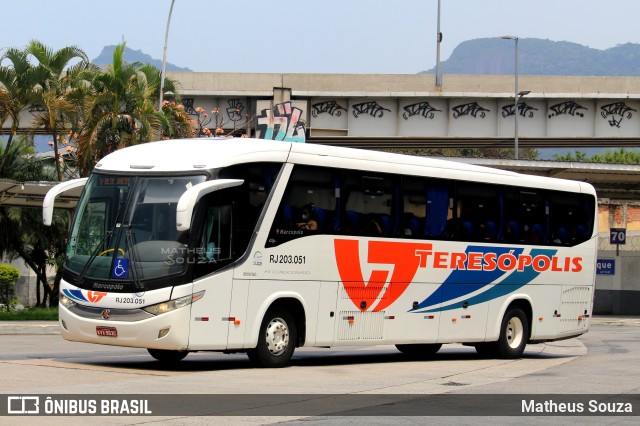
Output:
[25, 40, 93, 181]
[0, 47, 42, 174]
[76, 43, 161, 174]
[76, 42, 193, 175]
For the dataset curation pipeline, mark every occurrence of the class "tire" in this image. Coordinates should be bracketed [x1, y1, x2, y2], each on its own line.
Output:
[247, 308, 297, 368]
[147, 348, 188, 363]
[395, 343, 442, 357]
[496, 307, 529, 359]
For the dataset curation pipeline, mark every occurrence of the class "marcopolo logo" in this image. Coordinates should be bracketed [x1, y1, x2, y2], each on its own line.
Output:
[334, 239, 583, 312]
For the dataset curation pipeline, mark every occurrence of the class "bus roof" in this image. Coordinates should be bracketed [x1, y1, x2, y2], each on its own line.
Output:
[93, 138, 594, 195]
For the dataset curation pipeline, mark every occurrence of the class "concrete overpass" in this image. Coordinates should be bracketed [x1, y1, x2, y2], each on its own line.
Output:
[6, 73, 640, 148]
[170, 73, 640, 148]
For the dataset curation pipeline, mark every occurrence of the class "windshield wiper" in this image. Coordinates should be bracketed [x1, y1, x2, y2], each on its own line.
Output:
[125, 227, 144, 292]
[76, 229, 113, 287]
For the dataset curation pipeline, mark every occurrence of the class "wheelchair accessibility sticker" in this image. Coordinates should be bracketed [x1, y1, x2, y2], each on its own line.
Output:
[111, 258, 130, 279]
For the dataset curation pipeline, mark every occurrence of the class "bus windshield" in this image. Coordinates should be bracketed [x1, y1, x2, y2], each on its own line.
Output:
[65, 174, 206, 288]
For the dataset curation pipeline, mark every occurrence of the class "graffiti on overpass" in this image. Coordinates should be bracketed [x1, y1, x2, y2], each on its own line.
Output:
[548, 101, 587, 118]
[501, 102, 538, 118]
[352, 101, 391, 118]
[226, 99, 246, 122]
[452, 102, 490, 119]
[181, 98, 196, 115]
[402, 102, 442, 120]
[600, 102, 637, 128]
[256, 102, 306, 143]
[311, 101, 347, 118]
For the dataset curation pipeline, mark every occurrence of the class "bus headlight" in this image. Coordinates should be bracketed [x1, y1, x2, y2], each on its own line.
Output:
[60, 294, 75, 308]
[143, 291, 205, 316]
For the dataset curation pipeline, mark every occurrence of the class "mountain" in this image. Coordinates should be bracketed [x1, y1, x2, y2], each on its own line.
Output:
[92, 45, 192, 72]
[422, 38, 640, 76]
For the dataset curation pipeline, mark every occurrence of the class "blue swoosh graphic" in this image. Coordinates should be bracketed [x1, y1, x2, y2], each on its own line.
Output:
[62, 289, 88, 303]
[412, 246, 523, 311]
[415, 248, 558, 313]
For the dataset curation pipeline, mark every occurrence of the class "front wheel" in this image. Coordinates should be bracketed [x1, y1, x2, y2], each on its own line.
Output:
[496, 307, 529, 358]
[147, 348, 188, 363]
[247, 308, 297, 368]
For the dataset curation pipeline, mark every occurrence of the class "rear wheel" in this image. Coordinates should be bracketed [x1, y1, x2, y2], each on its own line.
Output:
[496, 307, 529, 358]
[147, 348, 188, 363]
[395, 343, 442, 357]
[247, 308, 297, 368]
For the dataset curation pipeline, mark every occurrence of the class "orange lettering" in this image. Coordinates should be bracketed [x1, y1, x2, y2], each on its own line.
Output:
[434, 252, 448, 268]
[450, 252, 466, 270]
[571, 257, 583, 272]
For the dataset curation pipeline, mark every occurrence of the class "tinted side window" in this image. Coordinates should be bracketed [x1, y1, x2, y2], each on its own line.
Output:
[342, 171, 394, 236]
[505, 188, 548, 244]
[456, 183, 502, 242]
[267, 165, 337, 247]
[402, 177, 454, 240]
[550, 192, 594, 245]
[192, 162, 281, 276]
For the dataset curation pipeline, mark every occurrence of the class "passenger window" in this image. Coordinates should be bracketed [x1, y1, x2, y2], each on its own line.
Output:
[402, 177, 453, 240]
[267, 165, 337, 247]
[550, 192, 593, 246]
[426, 181, 454, 239]
[402, 177, 425, 237]
[456, 183, 501, 242]
[343, 171, 393, 236]
[505, 188, 548, 244]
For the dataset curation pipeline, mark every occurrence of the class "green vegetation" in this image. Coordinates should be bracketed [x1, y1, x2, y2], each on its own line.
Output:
[0, 40, 196, 308]
[553, 148, 640, 164]
[382, 147, 539, 160]
[0, 264, 20, 311]
[0, 307, 58, 321]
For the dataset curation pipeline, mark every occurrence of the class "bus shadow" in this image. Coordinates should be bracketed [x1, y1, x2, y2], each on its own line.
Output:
[70, 344, 578, 373]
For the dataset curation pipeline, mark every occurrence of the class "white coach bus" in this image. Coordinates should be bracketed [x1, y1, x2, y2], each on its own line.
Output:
[43, 138, 597, 367]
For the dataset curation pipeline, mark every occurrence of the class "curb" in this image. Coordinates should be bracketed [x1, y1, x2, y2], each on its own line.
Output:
[0, 321, 60, 335]
[590, 316, 640, 327]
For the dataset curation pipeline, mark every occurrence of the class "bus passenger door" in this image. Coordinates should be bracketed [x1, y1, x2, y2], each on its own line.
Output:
[188, 201, 238, 350]
[189, 270, 233, 350]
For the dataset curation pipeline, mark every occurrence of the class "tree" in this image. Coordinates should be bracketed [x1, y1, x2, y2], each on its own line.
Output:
[0, 264, 20, 311]
[76, 42, 192, 175]
[382, 147, 538, 160]
[0, 137, 66, 307]
[553, 148, 640, 164]
[0, 47, 42, 174]
[25, 40, 93, 181]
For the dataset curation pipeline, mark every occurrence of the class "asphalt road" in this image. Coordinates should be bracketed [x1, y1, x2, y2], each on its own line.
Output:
[0, 322, 638, 424]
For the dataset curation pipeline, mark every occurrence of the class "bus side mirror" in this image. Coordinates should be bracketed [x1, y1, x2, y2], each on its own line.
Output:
[42, 178, 88, 226]
[176, 179, 244, 231]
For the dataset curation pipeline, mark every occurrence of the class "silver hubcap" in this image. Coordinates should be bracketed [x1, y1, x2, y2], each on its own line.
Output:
[265, 317, 289, 356]
[506, 316, 524, 349]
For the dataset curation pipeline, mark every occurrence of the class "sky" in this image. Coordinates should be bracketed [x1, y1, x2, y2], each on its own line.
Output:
[2, 0, 640, 74]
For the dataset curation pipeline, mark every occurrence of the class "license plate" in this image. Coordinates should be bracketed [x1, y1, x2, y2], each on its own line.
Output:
[96, 326, 117, 337]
